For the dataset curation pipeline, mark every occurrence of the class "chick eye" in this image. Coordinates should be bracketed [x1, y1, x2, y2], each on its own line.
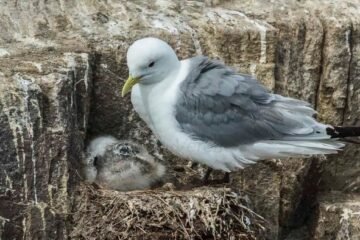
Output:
[148, 61, 155, 68]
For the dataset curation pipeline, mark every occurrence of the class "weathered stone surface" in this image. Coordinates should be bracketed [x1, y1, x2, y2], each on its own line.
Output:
[0, 0, 359, 239]
[311, 192, 360, 239]
[0, 54, 91, 238]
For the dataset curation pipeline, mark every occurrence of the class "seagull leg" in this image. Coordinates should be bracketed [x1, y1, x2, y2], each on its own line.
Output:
[190, 162, 198, 168]
[202, 168, 213, 183]
[223, 172, 230, 183]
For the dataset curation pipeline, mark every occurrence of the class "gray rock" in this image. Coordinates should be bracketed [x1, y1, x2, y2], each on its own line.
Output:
[0, 53, 91, 239]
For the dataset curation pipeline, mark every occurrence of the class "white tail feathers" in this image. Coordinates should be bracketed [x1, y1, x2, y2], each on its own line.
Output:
[247, 139, 345, 161]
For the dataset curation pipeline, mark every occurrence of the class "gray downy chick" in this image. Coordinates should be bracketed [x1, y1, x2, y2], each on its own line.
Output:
[84, 136, 165, 191]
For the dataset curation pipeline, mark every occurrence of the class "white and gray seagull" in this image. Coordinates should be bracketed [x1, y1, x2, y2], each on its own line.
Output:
[122, 37, 360, 176]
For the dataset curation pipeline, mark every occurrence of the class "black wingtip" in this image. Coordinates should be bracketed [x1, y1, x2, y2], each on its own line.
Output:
[327, 126, 360, 138]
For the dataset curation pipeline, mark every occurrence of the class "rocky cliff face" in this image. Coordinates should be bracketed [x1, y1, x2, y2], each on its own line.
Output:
[0, 0, 359, 239]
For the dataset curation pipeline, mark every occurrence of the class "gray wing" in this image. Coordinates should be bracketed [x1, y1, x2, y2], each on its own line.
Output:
[175, 56, 325, 147]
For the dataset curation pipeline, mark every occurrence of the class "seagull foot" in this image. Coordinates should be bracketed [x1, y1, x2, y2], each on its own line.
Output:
[202, 169, 231, 185]
[190, 162, 199, 169]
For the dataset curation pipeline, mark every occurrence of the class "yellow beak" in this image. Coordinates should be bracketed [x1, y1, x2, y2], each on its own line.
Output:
[121, 75, 140, 97]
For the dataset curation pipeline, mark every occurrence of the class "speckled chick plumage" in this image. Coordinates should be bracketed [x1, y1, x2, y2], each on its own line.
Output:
[84, 136, 165, 191]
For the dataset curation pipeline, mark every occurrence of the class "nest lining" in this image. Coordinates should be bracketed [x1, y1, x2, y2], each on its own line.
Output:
[70, 184, 267, 239]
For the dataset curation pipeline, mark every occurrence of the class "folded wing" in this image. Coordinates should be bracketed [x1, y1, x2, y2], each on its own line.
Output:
[175, 56, 333, 148]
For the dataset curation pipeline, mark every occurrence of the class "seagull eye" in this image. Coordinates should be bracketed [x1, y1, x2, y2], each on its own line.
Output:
[148, 61, 155, 68]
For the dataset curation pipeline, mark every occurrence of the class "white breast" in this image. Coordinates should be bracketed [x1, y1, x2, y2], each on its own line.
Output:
[131, 84, 155, 131]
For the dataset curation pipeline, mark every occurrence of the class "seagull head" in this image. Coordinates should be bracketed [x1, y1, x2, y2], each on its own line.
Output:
[122, 37, 180, 97]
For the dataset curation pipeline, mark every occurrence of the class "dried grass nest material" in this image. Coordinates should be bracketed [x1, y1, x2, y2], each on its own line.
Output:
[70, 184, 267, 239]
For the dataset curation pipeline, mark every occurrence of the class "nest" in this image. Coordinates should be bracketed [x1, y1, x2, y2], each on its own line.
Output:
[70, 184, 267, 239]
